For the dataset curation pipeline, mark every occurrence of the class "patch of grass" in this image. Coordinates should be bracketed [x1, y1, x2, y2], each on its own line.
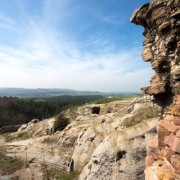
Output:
[89, 97, 123, 104]
[17, 132, 32, 140]
[0, 149, 24, 175]
[42, 166, 79, 180]
[121, 106, 161, 127]
[4, 132, 32, 142]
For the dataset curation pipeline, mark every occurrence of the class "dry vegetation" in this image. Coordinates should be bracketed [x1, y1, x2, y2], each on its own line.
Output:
[4, 132, 32, 142]
[121, 106, 161, 127]
[0, 148, 24, 175]
[42, 166, 79, 180]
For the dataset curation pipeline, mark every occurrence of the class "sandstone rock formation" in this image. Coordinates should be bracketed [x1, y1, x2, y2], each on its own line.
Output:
[78, 117, 158, 180]
[68, 98, 161, 180]
[131, 0, 180, 179]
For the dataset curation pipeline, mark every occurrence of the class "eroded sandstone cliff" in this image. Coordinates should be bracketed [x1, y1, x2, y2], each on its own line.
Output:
[131, 0, 180, 179]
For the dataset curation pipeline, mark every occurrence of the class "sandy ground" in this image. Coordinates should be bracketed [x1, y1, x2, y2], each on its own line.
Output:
[0, 135, 69, 171]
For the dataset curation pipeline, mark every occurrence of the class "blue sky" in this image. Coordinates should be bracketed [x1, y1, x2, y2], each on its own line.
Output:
[0, 0, 152, 92]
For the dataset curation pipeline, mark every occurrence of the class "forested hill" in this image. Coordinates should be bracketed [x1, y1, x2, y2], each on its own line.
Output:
[0, 95, 103, 128]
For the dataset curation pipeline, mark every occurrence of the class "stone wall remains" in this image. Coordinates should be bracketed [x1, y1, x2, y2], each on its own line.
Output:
[131, 0, 180, 179]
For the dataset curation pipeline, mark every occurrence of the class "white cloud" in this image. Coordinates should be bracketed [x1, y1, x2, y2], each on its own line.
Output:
[0, 0, 153, 92]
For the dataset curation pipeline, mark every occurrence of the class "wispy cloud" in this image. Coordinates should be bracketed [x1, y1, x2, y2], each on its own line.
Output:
[0, 14, 15, 27]
[0, 0, 153, 92]
[100, 15, 126, 26]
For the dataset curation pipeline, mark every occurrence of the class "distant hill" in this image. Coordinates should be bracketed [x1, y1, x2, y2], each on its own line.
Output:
[0, 88, 101, 97]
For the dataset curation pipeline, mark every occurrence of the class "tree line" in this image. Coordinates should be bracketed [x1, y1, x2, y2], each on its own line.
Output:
[0, 95, 103, 127]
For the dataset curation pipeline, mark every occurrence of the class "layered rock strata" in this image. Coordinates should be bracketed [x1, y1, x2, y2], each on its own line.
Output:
[131, 0, 180, 179]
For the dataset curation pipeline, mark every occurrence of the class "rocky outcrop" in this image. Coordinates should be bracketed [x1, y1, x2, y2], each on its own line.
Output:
[131, 0, 180, 179]
[68, 98, 161, 179]
[78, 118, 158, 180]
[131, 0, 180, 105]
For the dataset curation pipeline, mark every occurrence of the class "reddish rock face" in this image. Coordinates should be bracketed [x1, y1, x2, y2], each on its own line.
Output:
[173, 116, 180, 125]
[158, 120, 180, 134]
[164, 134, 180, 153]
[131, 0, 180, 179]
[176, 130, 180, 137]
[170, 155, 180, 174]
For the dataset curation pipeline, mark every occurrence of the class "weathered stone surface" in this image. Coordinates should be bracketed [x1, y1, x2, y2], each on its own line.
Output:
[150, 7, 167, 23]
[131, 0, 180, 179]
[145, 165, 177, 180]
[158, 21, 171, 34]
[175, 95, 180, 104]
[70, 101, 159, 180]
[173, 116, 180, 125]
[161, 147, 175, 161]
[157, 122, 171, 147]
[71, 127, 105, 172]
[158, 120, 180, 133]
[151, 59, 163, 70]
[130, 4, 149, 26]
[142, 46, 153, 62]
[171, 136, 180, 153]
[170, 9, 180, 18]
[18, 124, 28, 132]
[170, 105, 180, 116]
[174, 82, 180, 95]
[146, 138, 159, 166]
[142, 82, 166, 95]
[170, 155, 180, 174]
[78, 118, 158, 180]
[172, 65, 180, 80]
[176, 129, 180, 137]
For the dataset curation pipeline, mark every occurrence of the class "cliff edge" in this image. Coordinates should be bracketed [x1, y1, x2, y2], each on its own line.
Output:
[131, 0, 180, 179]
